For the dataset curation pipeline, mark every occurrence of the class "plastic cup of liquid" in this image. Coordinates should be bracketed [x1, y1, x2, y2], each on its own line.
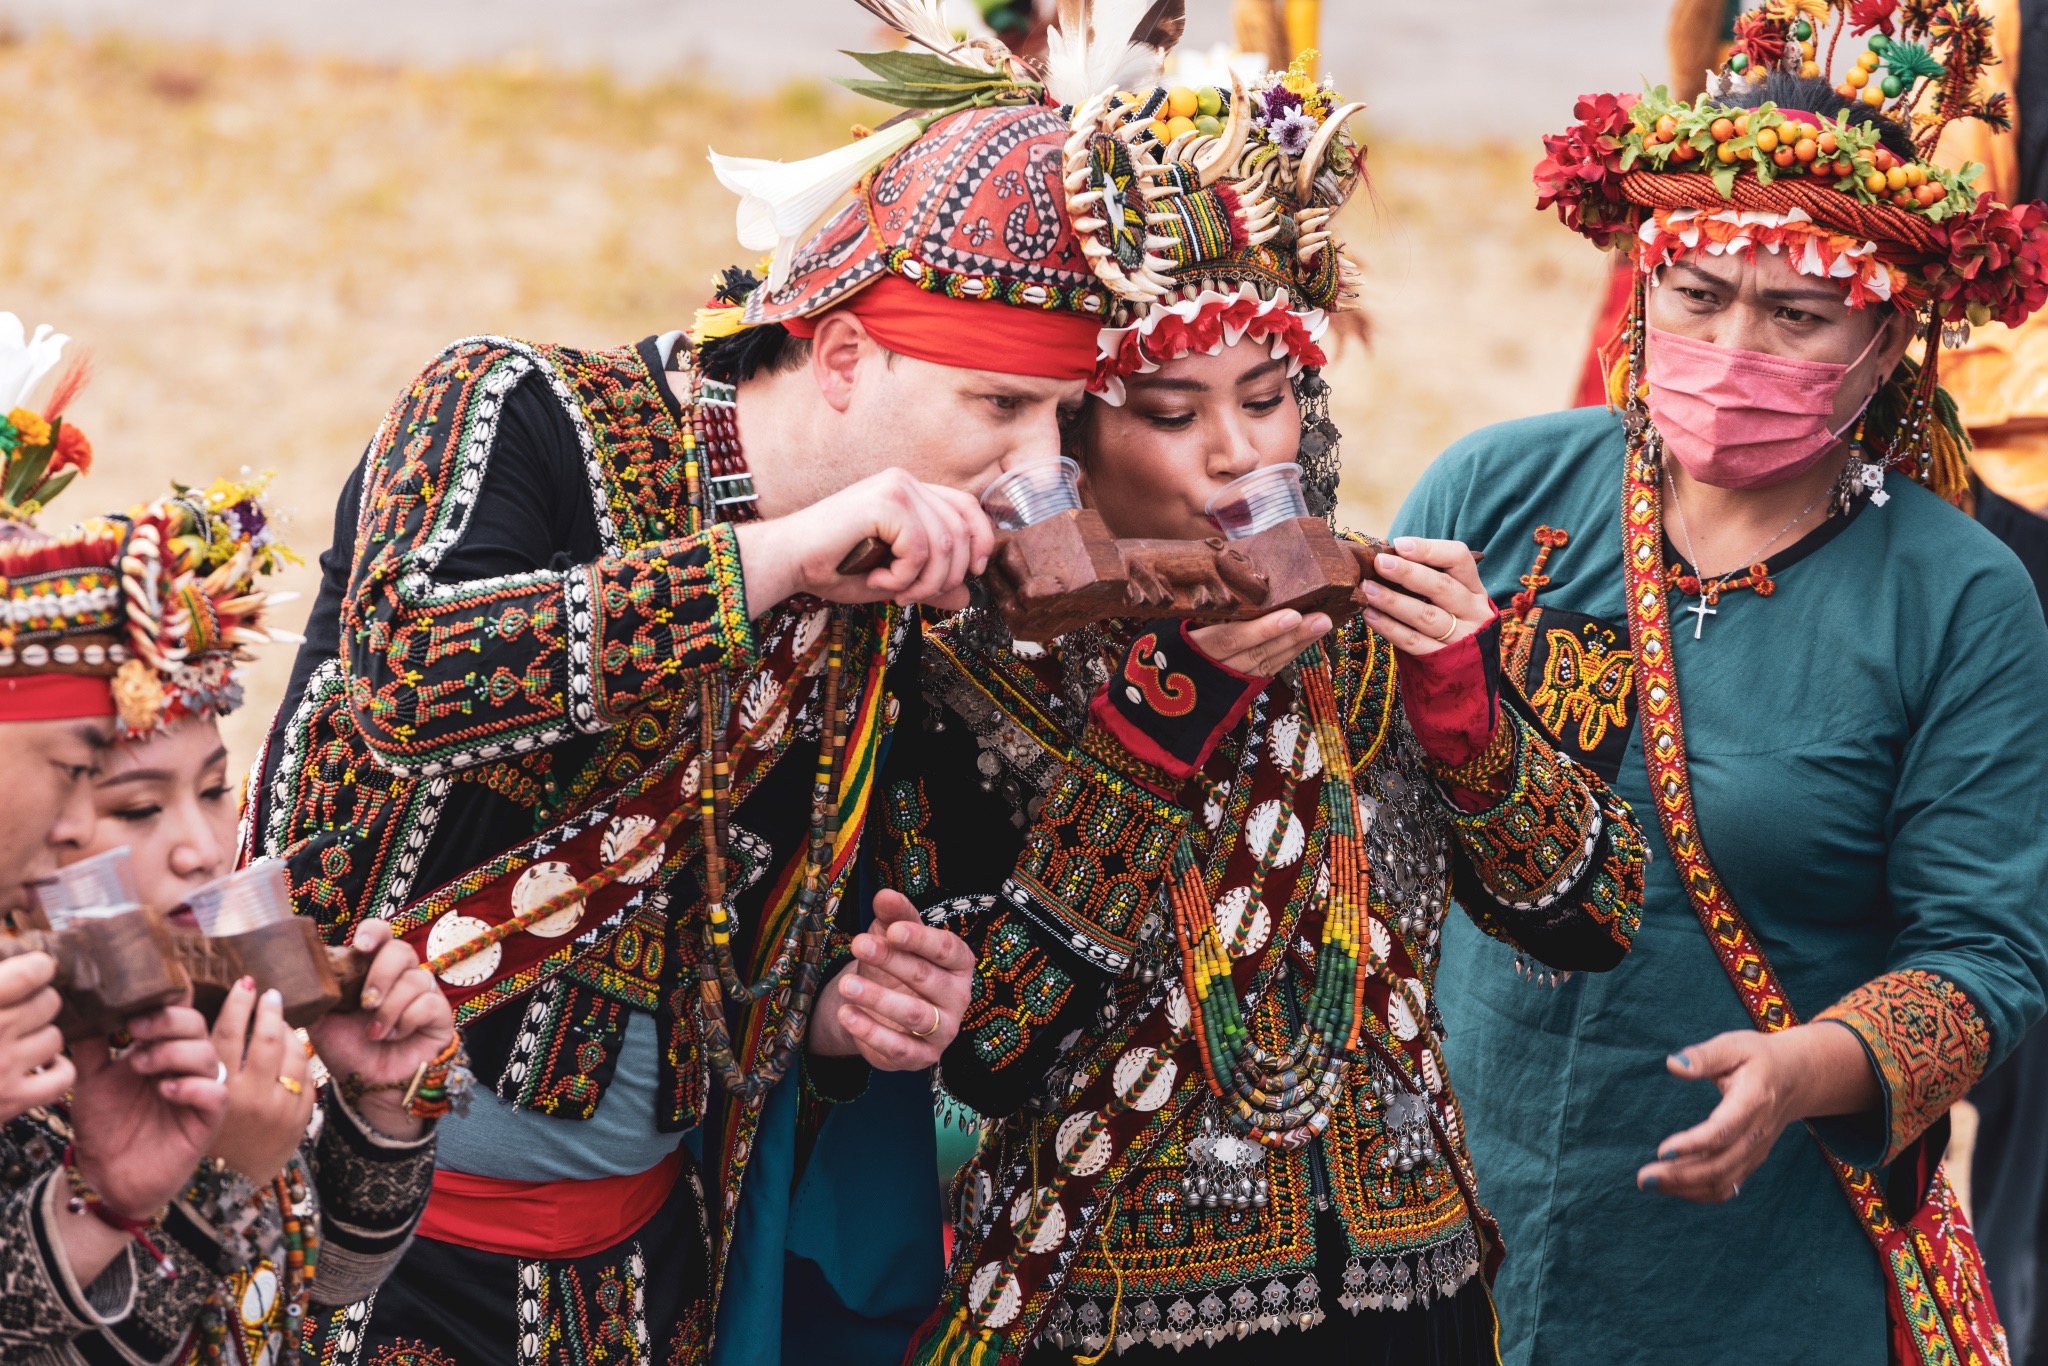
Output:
[183, 858, 293, 938]
[1204, 464, 1309, 541]
[32, 847, 143, 928]
[981, 456, 1083, 531]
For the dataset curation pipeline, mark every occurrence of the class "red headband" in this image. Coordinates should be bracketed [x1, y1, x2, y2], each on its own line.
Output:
[0, 673, 115, 722]
[783, 276, 1100, 381]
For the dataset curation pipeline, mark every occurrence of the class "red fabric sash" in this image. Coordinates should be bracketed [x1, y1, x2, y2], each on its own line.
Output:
[418, 1146, 684, 1260]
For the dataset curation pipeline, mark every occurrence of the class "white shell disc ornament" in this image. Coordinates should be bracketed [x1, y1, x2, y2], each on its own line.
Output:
[1112, 1046, 1176, 1112]
[601, 814, 666, 885]
[1055, 1111, 1112, 1176]
[511, 861, 586, 939]
[1244, 800, 1306, 869]
[426, 912, 501, 987]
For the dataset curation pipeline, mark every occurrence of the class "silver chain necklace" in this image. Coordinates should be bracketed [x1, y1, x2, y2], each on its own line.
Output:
[1664, 466, 1826, 640]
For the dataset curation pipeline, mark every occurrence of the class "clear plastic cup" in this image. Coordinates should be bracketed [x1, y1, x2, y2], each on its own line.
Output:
[33, 847, 142, 927]
[981, 457, 1083, 531]
[1205, 464, 1309, 541]
[183, 858, 293, 937]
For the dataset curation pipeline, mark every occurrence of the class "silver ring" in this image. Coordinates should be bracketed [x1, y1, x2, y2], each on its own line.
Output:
[214, 1061, 229, 1086]
[1730, 1182, 1742, 1198]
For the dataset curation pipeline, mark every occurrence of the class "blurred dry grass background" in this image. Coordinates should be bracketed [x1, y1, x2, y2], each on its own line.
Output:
[0, 28, 1611, 760]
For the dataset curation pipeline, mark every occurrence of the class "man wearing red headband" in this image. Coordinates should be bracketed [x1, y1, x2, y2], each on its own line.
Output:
[248, 10, 1117, 1357]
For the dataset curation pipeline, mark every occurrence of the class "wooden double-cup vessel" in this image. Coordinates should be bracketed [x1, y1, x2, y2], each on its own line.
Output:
[0, 853, 367, 1041]
[838, 458, 1395, 642]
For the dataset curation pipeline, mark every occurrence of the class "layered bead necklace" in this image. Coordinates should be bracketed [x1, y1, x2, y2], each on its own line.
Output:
[681, 362, 850, 1104]
[1170, 649, 1369, 1151]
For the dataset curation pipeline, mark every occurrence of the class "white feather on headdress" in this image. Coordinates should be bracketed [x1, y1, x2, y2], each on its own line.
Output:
[1043, 0, 1187, 108]
[851, 0, 1008, 73]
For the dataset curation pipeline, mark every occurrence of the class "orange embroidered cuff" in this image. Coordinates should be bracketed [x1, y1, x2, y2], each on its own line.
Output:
[1816, 970, 1992, 1168]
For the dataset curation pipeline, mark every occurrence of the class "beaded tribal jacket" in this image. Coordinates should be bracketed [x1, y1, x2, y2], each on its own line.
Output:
[0, 1092, 433, 1366]
[879, 610, 1647, 1359]
[246, 337, 905, 1282]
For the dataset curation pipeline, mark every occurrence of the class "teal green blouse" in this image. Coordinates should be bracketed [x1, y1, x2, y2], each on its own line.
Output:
[1393, 405, 2048, 1365]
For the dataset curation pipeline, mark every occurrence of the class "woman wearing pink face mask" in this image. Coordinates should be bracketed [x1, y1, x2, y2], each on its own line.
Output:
[1395, 17, 2048, 1365]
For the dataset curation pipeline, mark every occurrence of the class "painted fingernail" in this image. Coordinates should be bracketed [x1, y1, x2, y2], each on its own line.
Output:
[1658, 1146, 1677, 1161]
[1671, 1053, 1691, 1069]
[1642, 1173, 1660, 1191]
[367, 1021, 386, 1040]
[360, 987, 382, 1009]
[261, 989, 283, 1007]
[237, 976, 255, 992]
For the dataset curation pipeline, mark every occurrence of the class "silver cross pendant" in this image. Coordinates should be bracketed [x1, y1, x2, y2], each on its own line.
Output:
[1686, 596, 1717, 640]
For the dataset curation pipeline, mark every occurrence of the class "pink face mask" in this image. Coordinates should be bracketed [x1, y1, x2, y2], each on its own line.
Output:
[1645, 324, 1886, 490]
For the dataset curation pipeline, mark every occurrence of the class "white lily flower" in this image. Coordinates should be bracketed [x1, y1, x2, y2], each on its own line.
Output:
[0, 313, 68, 414]
[710, 119, 924, 292]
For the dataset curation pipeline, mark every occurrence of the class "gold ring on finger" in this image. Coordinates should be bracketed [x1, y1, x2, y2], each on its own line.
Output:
[912, 1003, 942, 1039]
[278, 1075, 304, 1095]
[1433, 615, 1459, 644]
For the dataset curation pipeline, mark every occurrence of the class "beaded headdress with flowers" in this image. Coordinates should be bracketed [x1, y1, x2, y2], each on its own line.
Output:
[1537, 0, 2048, 503]
[1058, 52, 1366, 514]
[0, 478, 297, 736]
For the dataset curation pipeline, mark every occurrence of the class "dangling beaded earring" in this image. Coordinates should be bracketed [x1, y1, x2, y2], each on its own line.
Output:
[1834, 418, 1888, 516]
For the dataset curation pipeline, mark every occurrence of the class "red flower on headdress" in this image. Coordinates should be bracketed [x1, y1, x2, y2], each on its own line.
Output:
[1932, 194, 2048, 328]
[49, 422, 92, 476]
[1534, 93, 1638, 249]
[1731, 12, 1789, 68]
[1847, 0, 1899, 35]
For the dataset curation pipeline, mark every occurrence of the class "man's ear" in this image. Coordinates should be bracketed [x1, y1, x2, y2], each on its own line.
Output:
[809, 311, 873, 415]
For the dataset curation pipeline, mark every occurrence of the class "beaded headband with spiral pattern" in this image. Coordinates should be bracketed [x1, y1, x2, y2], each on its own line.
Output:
[0, 479, 298, 734]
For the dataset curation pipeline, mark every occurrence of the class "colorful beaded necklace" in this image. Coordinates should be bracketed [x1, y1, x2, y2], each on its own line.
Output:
[679, 364, 849, 1104]
[1169, 648, 1369, 1151]
[692, 621, 849, 1102]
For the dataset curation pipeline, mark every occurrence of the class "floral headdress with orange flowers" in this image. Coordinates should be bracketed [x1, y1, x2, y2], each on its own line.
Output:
[1536, 0, 2048, 503]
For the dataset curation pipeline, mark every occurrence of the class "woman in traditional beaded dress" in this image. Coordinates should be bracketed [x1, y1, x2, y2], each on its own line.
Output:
[3, 480, 454, 1366]
[1394, 8, 2048, 1363]
[866, 58, 1647, 1366]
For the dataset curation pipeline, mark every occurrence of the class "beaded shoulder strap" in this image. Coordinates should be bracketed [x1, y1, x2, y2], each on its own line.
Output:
[1621, 434, 2002, 1366]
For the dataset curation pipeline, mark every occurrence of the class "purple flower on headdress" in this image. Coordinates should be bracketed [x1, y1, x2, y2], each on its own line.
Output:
[1258, 85, 1304, 127]
[1269, 109, 1316, 156]
[224, 498, 269, 545]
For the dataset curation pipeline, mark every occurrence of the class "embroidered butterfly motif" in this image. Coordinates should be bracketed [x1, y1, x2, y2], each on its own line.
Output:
[1530, 625, 1634, 755]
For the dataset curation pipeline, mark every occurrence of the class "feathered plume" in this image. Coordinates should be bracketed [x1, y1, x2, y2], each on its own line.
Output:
[1042, 0, 1187, 108]
[852, 0, 1011, 73]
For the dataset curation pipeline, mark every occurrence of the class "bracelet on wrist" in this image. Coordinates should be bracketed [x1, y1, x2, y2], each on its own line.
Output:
[61, 1144, 178, 1281]
[339, 1034, 472, 1122]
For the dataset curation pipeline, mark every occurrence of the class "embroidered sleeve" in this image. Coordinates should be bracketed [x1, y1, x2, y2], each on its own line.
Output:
[306, 1089, 437, 1306]
[341, 341, 753, 776]
[1814, 970, 1992, 1168]
[0, 1170, 139, 1355]
[1443, 703, 1647, 972]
